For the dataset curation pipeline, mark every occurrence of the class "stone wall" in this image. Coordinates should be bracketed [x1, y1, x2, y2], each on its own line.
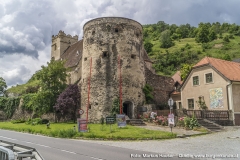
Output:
[144, 65, 174, 105]
[81, 17, 146, 122]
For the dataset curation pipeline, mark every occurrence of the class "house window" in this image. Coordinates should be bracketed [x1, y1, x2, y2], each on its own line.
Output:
[188, 99, 194, 109]
[193, 76, 199, 86]
[205, 73, 213, 83]
[178, 102, 182, 109]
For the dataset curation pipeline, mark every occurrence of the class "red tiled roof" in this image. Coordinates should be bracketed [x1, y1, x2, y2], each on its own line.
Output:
[61, 40, 83, 68]
[194, 57, 240, 81]
[171, 91, 180, 95]
[172, 71, 183, 84]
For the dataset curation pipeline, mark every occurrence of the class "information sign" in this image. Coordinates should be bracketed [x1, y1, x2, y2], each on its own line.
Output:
[168, 113, 175, 125]
[116, 114, 126, 127]
[77, 118, 88, 132]
[106, 116, 115, 124]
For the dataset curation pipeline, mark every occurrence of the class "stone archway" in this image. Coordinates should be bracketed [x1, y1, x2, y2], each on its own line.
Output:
[123, 101, 133, 119]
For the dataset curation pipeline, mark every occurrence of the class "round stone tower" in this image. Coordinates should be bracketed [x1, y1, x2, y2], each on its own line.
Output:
[81, 17, 146, 122]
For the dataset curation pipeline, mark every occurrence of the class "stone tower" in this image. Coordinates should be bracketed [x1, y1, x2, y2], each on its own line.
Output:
[81, 17, 146, 122]
[51, 30, 78, 60]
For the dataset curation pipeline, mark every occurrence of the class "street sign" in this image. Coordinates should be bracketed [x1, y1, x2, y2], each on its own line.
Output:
[168, 98, 174, 107]
[78, 109, 84, 115]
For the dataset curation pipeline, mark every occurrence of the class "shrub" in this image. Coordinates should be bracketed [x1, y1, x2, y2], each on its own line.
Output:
[41, 119, 49, 124]
[176, 117, 185, 127]
[25, 118, 42, 125]
[11, 119, 26, 124]
[184, 115, 200, 129]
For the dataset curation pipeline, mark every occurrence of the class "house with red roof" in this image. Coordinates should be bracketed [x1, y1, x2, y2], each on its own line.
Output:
[180, 57, 240, 125]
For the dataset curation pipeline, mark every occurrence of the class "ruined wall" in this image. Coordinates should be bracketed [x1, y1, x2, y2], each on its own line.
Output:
[81, 17, 146, 122]
[144, 65, 174, 105]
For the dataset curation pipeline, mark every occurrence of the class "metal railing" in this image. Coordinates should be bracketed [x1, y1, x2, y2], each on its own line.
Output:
[0, 140, 45, 160]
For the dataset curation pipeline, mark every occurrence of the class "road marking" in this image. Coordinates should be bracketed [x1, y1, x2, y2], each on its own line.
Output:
[61, 149, 77, 154]
[0, 136, 17, 141]
[0, 135, 105, 159]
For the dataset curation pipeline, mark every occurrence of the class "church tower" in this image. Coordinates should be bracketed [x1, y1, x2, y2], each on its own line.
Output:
[51, 30, 78, 60]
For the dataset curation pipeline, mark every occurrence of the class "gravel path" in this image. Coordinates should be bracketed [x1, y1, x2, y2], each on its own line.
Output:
[85, 126, 240, 160]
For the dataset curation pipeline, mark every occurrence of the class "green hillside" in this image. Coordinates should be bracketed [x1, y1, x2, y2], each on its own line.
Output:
[143, 21, 240, 76]
[7, 73, 40, 95]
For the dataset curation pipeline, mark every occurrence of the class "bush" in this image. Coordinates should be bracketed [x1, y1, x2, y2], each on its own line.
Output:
[41, 119, 49, 124]
[176, 117, 185, 127]
[25, 118, 42, 125]
[184, 115, 200, 129]
[11, 119, 26, 124]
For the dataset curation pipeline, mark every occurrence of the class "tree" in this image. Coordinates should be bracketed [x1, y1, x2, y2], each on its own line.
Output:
[33, 91, 54, 116]
[160, 30, 174, 48]
[54, 84, 80, 122]
[111, 98, 120, 117]
[0, 77, 7, 97]
[144, 42, 153, 53]
[209, 29, 217, 41]
[195, 24, 210, 43]
[36, 59, 68, 113]
[180, 64, 193, 81]
[222, 54, 231, 61]
[143, 84, 153, 104]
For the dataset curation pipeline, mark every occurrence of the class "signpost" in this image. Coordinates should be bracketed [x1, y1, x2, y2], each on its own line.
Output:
[106, 116, 115, 132]
[116, 114, 126, 127]
[168, 113, 175, 133]
[168, 97, 174, 114]
[168, 98, 174, 133]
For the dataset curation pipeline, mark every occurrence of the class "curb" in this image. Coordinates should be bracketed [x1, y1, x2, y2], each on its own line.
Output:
[177, 132, 210, 138]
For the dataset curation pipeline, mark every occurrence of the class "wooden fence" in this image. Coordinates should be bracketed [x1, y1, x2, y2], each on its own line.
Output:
[186, 110, 230, 120]
[153, 110, 177, 116]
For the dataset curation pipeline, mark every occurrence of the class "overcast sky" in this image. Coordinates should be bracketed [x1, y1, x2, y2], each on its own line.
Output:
[1, 0, 240, 87]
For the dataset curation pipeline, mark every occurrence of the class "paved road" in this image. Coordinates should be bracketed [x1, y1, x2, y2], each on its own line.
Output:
[0, 129, 179, 160]
[90, 126, 240, 160]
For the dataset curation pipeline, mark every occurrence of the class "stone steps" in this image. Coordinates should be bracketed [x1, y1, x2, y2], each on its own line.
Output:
[126, 119, 146, 126]
[198, 119, 224, 132]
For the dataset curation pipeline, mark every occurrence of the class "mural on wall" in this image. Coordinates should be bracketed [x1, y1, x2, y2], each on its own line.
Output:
[209, 88, 224, 109]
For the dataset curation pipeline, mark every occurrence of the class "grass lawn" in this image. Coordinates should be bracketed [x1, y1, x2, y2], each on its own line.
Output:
[0, 122, 176, 140]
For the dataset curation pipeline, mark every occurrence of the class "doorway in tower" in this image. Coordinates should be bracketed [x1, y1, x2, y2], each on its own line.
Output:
[123, 101, 133, 119]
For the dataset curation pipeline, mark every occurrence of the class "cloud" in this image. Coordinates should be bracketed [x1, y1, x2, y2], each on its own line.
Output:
[1, 0, 240, 87]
